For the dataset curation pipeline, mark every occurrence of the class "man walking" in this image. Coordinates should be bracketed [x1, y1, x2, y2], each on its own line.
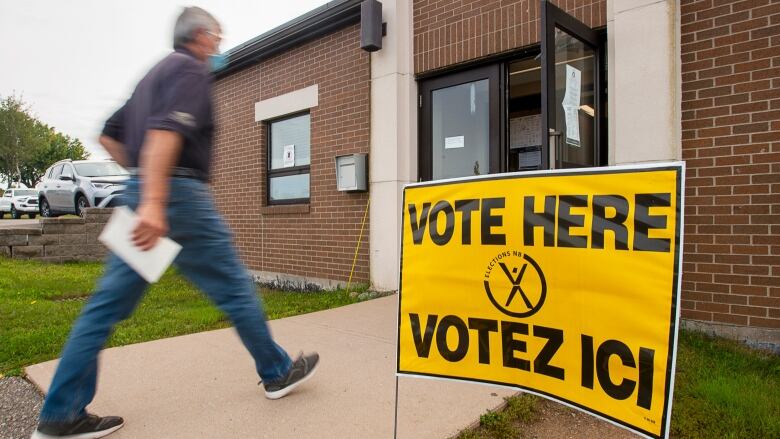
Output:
[33, 7, 318, 439]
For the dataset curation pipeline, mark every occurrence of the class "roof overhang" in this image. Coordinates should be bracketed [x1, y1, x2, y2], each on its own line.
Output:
[216, 0, 363, 78]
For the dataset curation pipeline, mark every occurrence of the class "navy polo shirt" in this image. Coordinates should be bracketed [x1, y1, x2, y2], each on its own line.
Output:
[102, 47, 214, 179]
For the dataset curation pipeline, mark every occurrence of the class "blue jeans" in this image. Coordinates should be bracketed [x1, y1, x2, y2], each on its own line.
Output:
[39, 177, 292, 423]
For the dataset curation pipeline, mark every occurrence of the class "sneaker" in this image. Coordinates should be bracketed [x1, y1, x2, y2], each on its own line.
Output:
[263, 351, 319, 400]
[31, 414, 124, 439]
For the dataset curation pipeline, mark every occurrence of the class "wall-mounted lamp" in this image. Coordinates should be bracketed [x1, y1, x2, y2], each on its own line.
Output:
[360, 0, 384, 52]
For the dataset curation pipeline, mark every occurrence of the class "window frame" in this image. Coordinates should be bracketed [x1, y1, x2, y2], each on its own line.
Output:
[266, 111, 311, 206]
[418, 64, 502, 182]
[540, 0, 602, 169]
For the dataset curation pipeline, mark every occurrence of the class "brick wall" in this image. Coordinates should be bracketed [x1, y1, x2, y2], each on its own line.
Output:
[413, 0, 606, 74]
[681, 0, 780, 330]
[213, 24, 371, 285]
[0, 209, 111, 262]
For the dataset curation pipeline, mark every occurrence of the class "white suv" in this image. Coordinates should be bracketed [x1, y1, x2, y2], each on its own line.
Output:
[0, 188, 40, 219]
[38, 160, 129, 217]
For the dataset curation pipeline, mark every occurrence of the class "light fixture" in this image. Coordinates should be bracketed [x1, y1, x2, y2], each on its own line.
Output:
[360, 0, 383, 52]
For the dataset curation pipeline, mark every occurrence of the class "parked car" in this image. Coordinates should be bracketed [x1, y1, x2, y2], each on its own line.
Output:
[38, 159, 129, 217]
[0, 188, 40, 219]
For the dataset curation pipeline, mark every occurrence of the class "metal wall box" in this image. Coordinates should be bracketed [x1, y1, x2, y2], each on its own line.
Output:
[335, 153, 368, 192]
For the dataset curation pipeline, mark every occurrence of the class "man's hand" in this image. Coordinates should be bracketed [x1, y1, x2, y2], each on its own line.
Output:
[132, 202, 169, 251]
[134, 129, 183, 251]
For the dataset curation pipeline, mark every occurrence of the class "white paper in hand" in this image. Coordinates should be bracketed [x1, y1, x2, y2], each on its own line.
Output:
[98, 206, 182, 283]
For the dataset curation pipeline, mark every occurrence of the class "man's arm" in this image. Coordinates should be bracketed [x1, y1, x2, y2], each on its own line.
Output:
[98, 135, 130, 167]
[131, 129, 182, 251]
[100, 104, 129, 166]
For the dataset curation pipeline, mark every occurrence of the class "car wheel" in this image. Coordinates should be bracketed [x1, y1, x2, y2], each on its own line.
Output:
[28, 213, 37, 219]
[11, 205, 20, 219]
[40, 199, 52, 217]
[75, 194, 89, 217]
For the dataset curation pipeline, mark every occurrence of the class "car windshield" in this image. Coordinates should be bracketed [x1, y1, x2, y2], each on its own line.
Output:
[74, 162, 129, 177]
[14, 190, 36, 196]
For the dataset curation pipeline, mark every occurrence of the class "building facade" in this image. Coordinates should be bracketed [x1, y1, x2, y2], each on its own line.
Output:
[213, 0, 779, 348]
[213, 7, 371, 288]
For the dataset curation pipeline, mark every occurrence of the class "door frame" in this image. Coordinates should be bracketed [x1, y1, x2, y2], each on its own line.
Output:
[418, 63, 502, 181]
[541, 0, 602, 169]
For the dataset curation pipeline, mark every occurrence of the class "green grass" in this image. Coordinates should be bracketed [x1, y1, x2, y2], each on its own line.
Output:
[454, 394, 538, 439]
[0, 258, 360, 376]
[670, 330, 780, 439]
[3, 258, 778, 438]
[454, 332, 779, 439]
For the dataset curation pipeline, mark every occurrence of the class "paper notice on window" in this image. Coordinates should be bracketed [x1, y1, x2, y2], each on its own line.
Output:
[510, 114, 542, 149]
[562, 65, 581, 147]
[283, 145, 295, 167]
[564, 107, 580, 147]
[98, 206, 182, 283]
[518, 147, 542, 168]
[444, 136, 465, 150]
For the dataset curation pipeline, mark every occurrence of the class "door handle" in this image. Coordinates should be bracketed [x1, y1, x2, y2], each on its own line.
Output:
[548, 129, 562, 170]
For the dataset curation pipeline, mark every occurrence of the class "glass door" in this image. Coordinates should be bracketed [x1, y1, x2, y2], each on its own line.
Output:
[541, 1, 602, 169]
[419, 64, 501, 181]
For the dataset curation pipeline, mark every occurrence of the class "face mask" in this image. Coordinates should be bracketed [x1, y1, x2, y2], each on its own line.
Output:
[209, 53, 228, 72]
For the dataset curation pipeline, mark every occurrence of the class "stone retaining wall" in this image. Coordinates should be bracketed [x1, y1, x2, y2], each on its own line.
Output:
[0, 208, 112, 263]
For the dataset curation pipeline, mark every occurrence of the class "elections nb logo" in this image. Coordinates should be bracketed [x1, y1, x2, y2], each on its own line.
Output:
[483, 251, 547, 318]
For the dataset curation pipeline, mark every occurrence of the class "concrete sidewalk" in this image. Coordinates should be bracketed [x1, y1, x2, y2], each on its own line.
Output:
[26, 296, 515, 438]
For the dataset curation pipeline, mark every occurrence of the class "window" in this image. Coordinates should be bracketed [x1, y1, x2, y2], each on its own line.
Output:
[507, 57, 542, 172]
[267, 113, 310, 204]
[419, 65, 500, 181]
[61, 165, 74, 179]
[74, 162, 129, 177]
[51, 165, 63, 179]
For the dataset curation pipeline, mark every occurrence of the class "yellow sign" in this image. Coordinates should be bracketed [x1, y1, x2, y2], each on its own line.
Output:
[397, 163, 684, 439]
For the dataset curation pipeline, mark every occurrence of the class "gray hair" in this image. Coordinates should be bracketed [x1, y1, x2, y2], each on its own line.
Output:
[173, 6, 219, 48]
